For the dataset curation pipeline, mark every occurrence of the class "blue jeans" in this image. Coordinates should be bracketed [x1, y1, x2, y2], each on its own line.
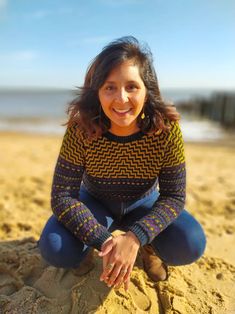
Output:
[39, 185, 206, 268]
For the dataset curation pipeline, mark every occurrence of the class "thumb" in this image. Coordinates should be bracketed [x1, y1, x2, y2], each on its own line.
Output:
[98, 241, 113, 257]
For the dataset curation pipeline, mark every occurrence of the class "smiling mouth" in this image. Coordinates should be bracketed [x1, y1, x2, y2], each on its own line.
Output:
[113, 108, 132, 114]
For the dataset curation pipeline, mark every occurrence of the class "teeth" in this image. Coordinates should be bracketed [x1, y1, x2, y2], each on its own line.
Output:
[114, 108, 131, 113]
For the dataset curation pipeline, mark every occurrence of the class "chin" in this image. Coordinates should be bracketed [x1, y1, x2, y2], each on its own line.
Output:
[116, 122, 133, 128]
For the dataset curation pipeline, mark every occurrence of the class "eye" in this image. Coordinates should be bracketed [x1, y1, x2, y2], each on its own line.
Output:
[104, 85, 115, 91]
[126, 84, 138, 91]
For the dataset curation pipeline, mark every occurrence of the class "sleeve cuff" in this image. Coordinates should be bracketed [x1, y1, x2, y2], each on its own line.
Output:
[91, 230, 113, 251]
[128, 224, 149, 247]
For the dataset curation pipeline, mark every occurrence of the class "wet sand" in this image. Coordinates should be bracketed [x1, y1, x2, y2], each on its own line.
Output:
[0, 132, 235, 314]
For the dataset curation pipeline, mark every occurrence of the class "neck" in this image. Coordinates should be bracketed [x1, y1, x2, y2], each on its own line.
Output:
[109, 123, 140, 137]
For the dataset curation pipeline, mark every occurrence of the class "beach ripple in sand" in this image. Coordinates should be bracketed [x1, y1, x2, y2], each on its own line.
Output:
[0, 238, 235, 314]
[1, 134, 235, 313]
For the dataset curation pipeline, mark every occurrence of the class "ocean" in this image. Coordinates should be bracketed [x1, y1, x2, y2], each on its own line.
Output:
[0, 88, 230, 142]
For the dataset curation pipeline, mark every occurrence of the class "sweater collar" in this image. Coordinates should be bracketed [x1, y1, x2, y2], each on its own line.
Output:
[104, 130, 145, 143]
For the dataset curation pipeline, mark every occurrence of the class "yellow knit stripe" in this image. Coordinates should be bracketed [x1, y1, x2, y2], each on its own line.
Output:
[83, 224, 99, 241]
[58, 202, 81, 219]
[74, 216, 94, 236]
[59, 122, 185, 178]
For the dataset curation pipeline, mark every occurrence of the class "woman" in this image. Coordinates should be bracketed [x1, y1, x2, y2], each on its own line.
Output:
[39, 36, 206, 291]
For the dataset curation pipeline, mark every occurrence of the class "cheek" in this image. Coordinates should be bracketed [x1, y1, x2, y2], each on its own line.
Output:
[133, 94, 146, 107]
[100, 100, 110, 113]
[99, 93, 110, 106]
[100, 98, 111, 115]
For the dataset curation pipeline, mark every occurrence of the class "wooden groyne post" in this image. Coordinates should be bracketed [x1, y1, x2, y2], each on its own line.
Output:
[177, 92, 235, 128]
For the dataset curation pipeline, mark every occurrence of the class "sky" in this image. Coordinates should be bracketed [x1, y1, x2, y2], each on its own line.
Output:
[0, 0, 234, 89]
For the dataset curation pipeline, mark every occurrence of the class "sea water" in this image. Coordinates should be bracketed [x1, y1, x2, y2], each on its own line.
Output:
[0, 88, 229, 141]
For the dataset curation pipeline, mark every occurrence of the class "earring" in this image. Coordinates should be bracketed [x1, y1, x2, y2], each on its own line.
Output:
[141, 112, 145, 120]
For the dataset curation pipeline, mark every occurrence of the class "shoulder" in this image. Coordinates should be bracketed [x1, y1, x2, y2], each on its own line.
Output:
[165, 120, 183, 142]
[148, 120, 182, 141]
[64, 123, 87, 142]
[64, 123, 103, 149]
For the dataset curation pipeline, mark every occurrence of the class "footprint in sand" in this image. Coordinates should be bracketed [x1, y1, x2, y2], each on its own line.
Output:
[129, 277, 152, 311]
[0, 265, 24, 295]
[33, 266, 77, 299]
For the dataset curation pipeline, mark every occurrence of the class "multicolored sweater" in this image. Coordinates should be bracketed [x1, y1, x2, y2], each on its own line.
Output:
[51, 121, 186, 251]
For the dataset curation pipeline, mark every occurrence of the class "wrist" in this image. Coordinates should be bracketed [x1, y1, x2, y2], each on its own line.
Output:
[126, 231, 140, 247]
[102, 236, 113, 247]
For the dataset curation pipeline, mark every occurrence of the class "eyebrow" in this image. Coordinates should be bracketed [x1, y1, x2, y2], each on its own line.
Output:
[104, 80, 139, 84]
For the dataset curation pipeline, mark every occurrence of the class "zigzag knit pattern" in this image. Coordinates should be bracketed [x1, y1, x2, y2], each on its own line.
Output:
[51, 121, 186, 250]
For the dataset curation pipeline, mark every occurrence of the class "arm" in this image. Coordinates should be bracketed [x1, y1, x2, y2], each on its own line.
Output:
[51, 125, 112, 250]
[128, 121, 186, 245]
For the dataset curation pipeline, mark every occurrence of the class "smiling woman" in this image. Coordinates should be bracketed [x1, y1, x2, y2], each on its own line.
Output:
[39, 36, 206, 292]
[98, 60, 147, 136]
[66, 36, 180, 138]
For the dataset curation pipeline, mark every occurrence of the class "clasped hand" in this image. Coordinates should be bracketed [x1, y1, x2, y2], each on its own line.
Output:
[98, 231, 140, 291]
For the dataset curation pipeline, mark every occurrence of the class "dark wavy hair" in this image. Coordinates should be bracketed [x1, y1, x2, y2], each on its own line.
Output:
[66, 36, 180, 138]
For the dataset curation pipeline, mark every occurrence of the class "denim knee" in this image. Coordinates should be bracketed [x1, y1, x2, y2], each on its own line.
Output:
[39, 215, 88, 268]
[152, 212, 207, 266]
[178, 226, 207, 265]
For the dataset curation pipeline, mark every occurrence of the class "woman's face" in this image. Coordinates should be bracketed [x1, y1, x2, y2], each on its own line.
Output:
[98, 60, 147, 136]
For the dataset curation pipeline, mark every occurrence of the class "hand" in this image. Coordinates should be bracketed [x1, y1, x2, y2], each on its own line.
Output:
[98, 231, 140, 291]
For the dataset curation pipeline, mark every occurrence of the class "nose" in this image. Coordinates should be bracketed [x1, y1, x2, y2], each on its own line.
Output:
[115, 88, 129, 103]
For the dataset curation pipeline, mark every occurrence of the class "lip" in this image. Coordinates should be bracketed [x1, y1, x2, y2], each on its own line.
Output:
[113, 108, 132, 116]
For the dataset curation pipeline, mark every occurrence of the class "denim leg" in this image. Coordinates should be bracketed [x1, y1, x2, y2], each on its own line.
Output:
[38, 187, 114, 268]
[109, 190, 160, 232]
[117, 192, 206, 266]
[151, 210, 207, 266]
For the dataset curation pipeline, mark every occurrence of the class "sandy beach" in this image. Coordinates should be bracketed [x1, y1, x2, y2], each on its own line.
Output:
[0, 132, 235, 314]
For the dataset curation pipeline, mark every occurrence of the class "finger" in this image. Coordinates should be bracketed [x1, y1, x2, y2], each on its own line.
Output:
[98, 242, 113, 257]
[102, 255, 109, 271]
[123, 265, 133, 291]
[113, 267, 129, 287]
[106, 264, 123, 287]
[100, 261, 115, 281]
[101, 255, 109, 279]
[123, 267, 132, 283]
[100, 248, 114, 280]
[114, 282, 123, 290]
[124, 277, 130, 291]
[113, 270, 130, 290]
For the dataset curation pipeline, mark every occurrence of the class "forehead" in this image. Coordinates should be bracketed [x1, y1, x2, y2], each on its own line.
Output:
[105, 60, 142, 81]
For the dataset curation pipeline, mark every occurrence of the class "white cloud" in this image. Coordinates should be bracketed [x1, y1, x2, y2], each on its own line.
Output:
[0, 50, 39, 62]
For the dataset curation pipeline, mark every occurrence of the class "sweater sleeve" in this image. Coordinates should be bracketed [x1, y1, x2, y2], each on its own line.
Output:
[128, 121, 186, 246]
[51, 125, 112, 250]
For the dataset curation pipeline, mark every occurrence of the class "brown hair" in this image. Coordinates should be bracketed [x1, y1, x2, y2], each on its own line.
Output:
[66, 36, 180, 138]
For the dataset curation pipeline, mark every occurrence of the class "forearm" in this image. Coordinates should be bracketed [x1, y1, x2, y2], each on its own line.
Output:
[51, 155, 112, 250]
[128, 162, 186, 246]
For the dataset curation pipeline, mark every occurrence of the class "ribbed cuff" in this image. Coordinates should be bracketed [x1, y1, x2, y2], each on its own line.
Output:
[128, 224, 149, 247]
[91, 230, 113, 251]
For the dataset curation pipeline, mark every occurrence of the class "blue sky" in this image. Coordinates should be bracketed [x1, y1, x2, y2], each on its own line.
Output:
[0, 0, 234, 89]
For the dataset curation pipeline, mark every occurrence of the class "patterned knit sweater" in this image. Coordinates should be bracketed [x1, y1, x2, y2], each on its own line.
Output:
[51, 121, 186, 251]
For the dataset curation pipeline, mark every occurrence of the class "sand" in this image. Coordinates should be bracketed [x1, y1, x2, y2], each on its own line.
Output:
[0, 132, 235, 314]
